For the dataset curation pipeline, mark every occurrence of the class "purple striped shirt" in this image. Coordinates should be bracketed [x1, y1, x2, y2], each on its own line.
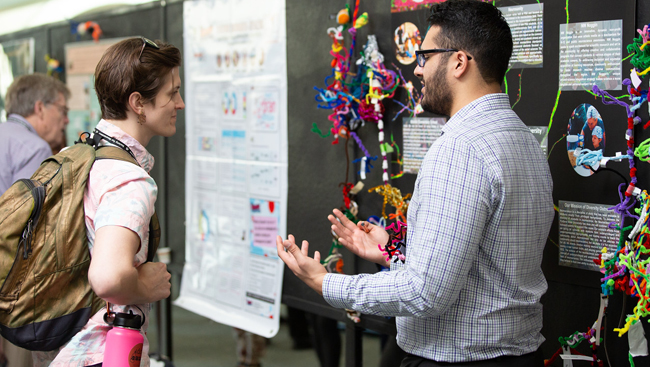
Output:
[323, 93, 554, 362]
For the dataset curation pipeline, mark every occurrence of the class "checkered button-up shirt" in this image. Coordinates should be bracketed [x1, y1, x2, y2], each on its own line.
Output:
[323, 93, 554, 363]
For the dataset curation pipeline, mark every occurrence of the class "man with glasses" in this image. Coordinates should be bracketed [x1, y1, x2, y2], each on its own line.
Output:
[0, 73, 70, 194]
[0, 74, 69, 365]
[277, 1, 553, 366]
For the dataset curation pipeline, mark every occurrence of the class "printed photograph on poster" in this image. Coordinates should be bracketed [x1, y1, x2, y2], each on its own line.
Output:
[559, 20, 622, 91]
[528, 126, 548, 155]
[391, 0, 444, 13]
[394, 22, 422, 65]
[248, 165, 280, 197]
[252, 89, 280, 131]
[193, 129, 218, 156]
[250, 198, 279, 257]
[500, 4, 543, 68]
[558, 200, 619, 271]
[403, 117, 445, 174]
[567, 103, 605, 177]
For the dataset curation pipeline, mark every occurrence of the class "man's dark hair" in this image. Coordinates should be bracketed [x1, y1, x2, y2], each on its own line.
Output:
[428, 0, 512, 84]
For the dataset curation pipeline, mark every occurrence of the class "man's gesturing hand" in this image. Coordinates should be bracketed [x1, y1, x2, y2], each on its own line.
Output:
[276, 235, 328, 295]
[328, 208, 390, 267]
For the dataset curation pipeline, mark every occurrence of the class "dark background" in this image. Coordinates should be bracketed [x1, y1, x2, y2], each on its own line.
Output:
[0, 0, 648, 365]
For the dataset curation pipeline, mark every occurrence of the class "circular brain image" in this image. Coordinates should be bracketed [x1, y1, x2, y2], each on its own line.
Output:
[567, 103, 606, 177]
[394, 22, 422, 65]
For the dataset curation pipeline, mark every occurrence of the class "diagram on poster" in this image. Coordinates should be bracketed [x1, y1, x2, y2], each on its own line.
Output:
[252, 89, 280, 131]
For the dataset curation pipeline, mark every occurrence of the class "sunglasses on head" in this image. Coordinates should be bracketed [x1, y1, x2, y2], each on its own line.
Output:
[138, 37, 160, 60]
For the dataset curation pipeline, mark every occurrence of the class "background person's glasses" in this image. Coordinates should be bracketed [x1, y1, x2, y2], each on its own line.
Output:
[138, 37, 160, 60]
[415, 49, 472, 68]
[48, 102, 68, 117]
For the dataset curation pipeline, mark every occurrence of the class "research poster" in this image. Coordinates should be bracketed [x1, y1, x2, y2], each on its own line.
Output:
[499, 3, 543, 69]
[559, 20, 622, 91]
[177, 0, 288, 338]
[402, 117, 445, 174]
[558, 201, 619, 271]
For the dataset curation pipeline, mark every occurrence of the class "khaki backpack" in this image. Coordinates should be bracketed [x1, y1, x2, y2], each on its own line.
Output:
[0, 137, 160, 351]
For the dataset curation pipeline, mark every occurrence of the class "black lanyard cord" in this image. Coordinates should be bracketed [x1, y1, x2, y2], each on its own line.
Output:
[91, 128, 139, 165]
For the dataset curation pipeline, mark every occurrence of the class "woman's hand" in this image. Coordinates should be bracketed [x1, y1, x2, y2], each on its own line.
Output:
[328, 209, 390, 267]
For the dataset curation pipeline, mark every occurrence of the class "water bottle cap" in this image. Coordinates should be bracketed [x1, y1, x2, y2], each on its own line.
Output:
[113, 311, 142, 329]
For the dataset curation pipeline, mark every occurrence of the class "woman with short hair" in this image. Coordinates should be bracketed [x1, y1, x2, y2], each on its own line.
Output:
[33, 36, 184, 367]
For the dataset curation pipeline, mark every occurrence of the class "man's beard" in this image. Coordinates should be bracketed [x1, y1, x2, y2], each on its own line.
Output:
[420, 63, 452, 117]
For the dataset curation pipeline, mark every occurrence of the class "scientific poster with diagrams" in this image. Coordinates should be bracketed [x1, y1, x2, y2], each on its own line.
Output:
[177, 0, 287, 338]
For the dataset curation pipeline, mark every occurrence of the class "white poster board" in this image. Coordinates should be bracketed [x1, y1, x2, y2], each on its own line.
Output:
[176, 0, 288, 338]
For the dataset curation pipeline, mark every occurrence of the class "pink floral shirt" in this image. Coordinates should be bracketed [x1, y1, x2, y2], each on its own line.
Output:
[33, 120, 157, 367]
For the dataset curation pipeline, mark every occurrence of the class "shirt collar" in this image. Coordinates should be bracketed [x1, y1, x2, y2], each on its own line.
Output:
[95, 119, 155, 173]
[441, 93, 511, 134]
[7, 114, 37, 134]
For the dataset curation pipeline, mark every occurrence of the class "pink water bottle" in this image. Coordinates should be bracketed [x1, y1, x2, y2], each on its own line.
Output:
[103, 311, 144, 367]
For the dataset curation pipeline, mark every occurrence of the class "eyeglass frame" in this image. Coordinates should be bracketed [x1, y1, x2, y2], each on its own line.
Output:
[415, 48, 472, 68]
[47, 101, 69, 117]
[137, 37, 160, 60]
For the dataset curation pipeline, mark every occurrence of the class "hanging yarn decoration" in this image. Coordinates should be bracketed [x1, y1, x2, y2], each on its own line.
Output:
[392, 65, 423, 121]
[544, 24, 650, 367]
[368, 184, 410, 222]
[574, 148, 632, 169]
[44, 54, 63, 77]
[70, 21, 103, 42]
[378, 220, 407, 263]
[628, 24, 650, 76]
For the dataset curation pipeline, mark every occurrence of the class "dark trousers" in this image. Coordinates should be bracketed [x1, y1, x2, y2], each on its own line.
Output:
[400, 350, 543, 367]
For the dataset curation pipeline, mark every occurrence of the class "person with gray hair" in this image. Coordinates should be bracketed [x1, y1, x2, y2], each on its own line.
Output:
[0, 73, 70, 194]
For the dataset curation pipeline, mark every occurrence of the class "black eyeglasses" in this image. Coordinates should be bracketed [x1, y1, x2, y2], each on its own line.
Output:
[415, 49, 472, 68]
[138, 37, 160, 60]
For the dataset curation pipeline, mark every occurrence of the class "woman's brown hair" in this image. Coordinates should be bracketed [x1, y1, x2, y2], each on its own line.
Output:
[94, 37, 181, 120]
